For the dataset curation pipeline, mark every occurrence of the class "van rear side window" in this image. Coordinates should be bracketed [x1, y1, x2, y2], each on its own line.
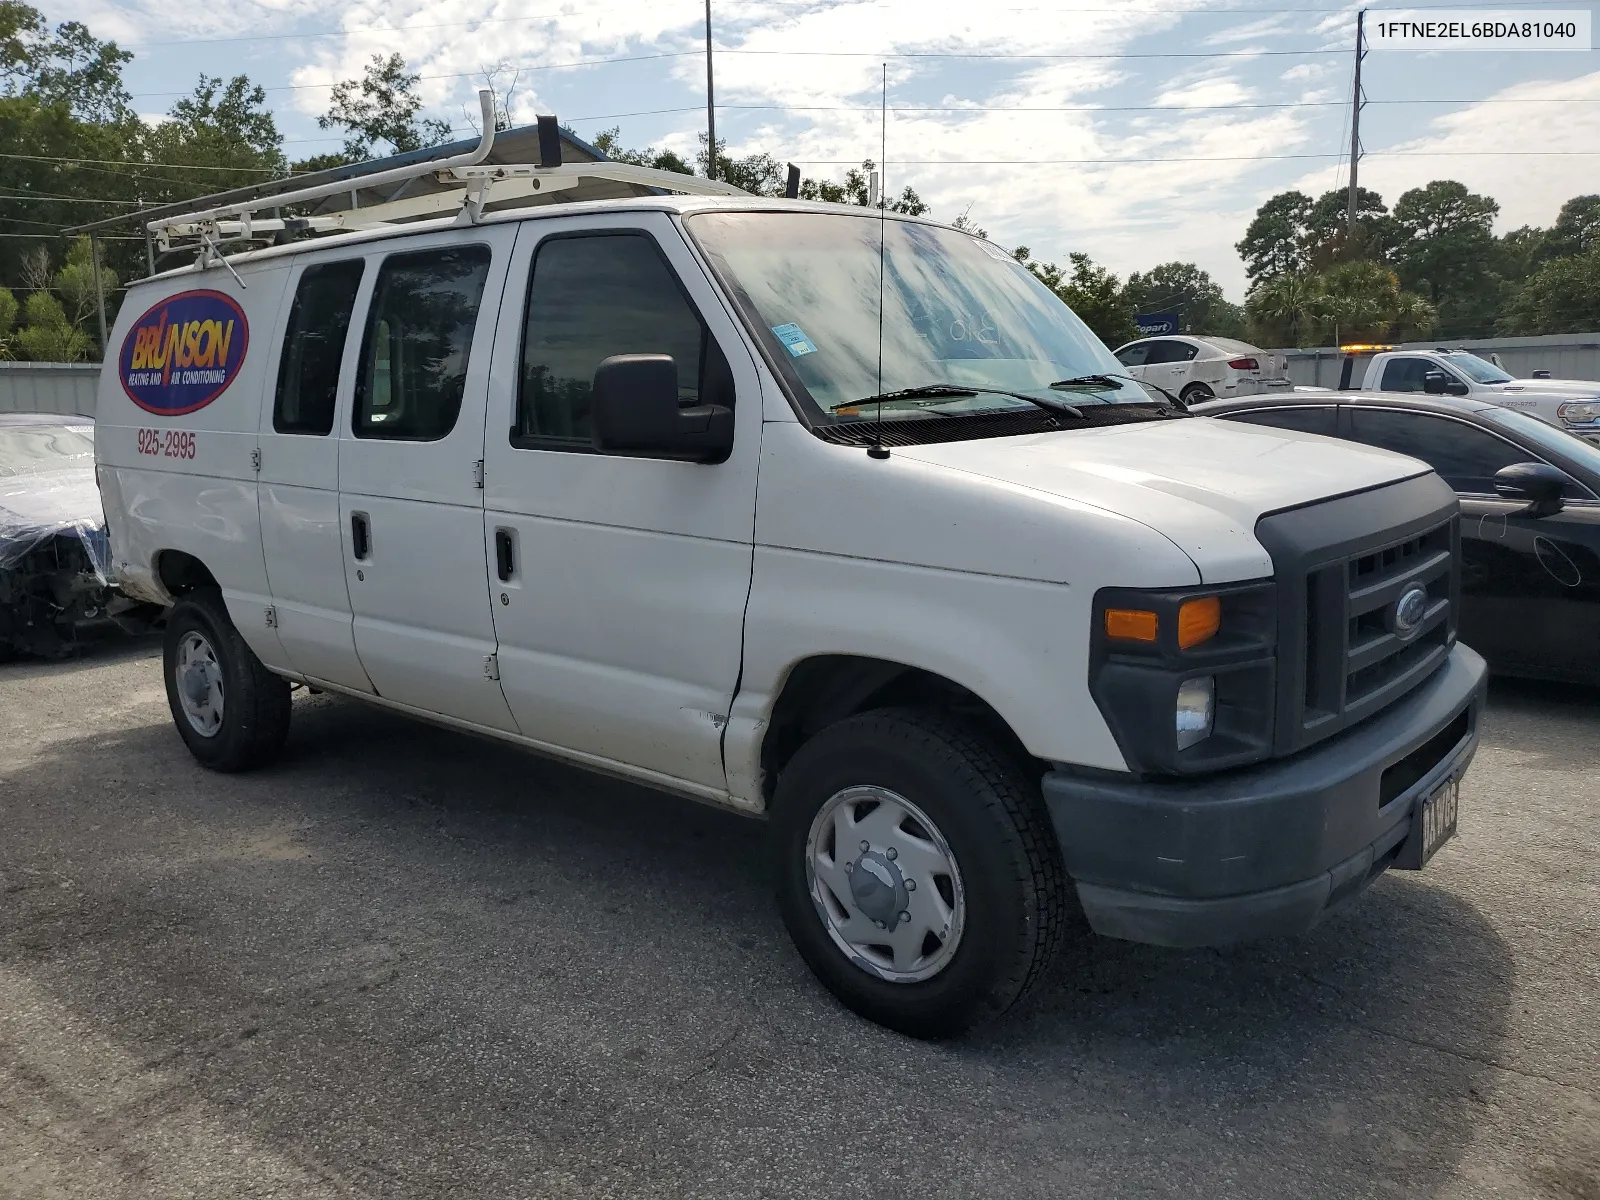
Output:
[354, 245, 491, 441]
[274, 260, 365, 435]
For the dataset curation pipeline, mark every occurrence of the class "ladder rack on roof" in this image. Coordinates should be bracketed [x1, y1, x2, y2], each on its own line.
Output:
[150, 89, 750, 263]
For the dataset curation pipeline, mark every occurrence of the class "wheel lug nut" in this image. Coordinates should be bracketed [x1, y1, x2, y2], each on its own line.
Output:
[860, 841, 870, 853]
[904, 879, 916, 892]
[885, 847, 897, 861]
[844, 862, 853, 872]
[898, 911, 910, 923]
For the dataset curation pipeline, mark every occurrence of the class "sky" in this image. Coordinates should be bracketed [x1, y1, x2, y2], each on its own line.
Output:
[46, 0, 1600, 299]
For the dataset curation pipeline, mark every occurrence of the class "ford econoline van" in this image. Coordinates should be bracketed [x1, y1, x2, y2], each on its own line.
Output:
[94, 133, 1487, 1036]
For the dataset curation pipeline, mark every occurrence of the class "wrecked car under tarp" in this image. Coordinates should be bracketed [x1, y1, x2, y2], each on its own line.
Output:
[0, 415, 152, 660]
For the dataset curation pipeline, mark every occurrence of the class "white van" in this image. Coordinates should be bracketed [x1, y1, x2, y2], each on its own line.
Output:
[94, 140, 1487, 1037]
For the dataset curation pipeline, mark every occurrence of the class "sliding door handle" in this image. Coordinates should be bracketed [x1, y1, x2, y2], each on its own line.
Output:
[494, 527, 516, 581]
[351, 511, 371, 561]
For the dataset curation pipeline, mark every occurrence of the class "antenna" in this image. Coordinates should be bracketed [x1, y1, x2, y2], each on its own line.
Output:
[869, 62, 890, 461]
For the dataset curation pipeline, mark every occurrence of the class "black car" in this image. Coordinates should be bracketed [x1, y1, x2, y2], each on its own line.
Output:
[1191, 390, 1600, 686]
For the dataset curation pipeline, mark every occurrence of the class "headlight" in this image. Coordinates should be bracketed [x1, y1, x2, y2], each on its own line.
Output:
[1559, 401, 1600, 424]
[1090, 582, 1277, 775]
[1176, 676, 1215, 750]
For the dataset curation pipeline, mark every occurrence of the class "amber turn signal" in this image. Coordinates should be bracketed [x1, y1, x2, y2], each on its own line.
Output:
[1104, 608, 1159, 642]
[1177, 596, 1222, 649]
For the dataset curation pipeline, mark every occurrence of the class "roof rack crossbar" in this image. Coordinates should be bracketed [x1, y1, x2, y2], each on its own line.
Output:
[148, 90, 500, 240]
[145, 92, 753, 262]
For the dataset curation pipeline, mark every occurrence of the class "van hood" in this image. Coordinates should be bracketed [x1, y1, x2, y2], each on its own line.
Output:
[896, 415, 1430, 582]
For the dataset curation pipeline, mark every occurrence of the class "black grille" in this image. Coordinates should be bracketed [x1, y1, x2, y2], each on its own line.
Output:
[1302, 518, 1454, 731]
[1254, 474, 1461, 757]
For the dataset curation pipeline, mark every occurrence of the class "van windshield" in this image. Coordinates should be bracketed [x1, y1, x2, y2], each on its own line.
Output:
[685, 211, 1157, 423]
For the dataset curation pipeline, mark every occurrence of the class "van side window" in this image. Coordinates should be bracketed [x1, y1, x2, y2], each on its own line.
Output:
[274, 260, 364, 435]
[354, 245, 492, 441]
[515, 233, 719, 448]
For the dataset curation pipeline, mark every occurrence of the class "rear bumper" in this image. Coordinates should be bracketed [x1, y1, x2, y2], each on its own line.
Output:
[1044, 643, 1488, 948]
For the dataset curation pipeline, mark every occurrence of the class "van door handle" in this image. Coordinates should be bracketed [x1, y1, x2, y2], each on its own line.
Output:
[494, 527, 516, 581]
[351, 511, 371, 561]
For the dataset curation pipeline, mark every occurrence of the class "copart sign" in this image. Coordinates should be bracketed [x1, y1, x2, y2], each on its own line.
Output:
[118, 290, 249, 415]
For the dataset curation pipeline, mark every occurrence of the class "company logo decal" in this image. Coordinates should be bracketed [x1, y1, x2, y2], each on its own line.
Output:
[118, 290, 249, 415]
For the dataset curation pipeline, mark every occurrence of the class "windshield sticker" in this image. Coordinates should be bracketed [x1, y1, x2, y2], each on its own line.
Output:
[118, 289, 249, 416]
[771, 322, 818, 357]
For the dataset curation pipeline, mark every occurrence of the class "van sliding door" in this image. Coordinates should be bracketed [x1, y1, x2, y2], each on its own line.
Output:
[335, 226, 519, 731]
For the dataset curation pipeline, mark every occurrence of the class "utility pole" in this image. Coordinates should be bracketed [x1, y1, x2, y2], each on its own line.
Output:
[1345, 8, 1366, 251]
[705, 0, 717, 181]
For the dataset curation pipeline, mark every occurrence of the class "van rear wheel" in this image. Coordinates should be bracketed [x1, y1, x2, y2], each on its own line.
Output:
[163, 588, 291, 772]
[770, 708, 1068, 1039]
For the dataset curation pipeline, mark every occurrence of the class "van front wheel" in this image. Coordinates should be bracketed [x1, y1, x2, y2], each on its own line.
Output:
[163, 589, 291, 772]
[770, 708, 1068, 1038]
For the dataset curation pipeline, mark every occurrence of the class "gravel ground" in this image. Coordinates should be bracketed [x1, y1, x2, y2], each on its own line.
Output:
[1, 637, 1597, 1200]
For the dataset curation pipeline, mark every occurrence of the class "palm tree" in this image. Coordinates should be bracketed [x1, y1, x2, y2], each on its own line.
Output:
[1246, 272, 1327, 347]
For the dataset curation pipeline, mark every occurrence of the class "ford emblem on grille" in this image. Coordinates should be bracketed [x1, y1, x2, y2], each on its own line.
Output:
[1393, 583, 1429, 639]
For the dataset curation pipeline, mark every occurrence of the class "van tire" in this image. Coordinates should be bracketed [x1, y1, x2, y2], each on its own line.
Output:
[770, 707, 1068, 1039]
[163, 588, 291, 772]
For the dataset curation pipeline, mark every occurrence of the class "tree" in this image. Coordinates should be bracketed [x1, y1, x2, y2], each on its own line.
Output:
[1499, 245, 1600, 335]
[1236, 190, 1312, 284]
[1124, 261, 1243, 337]
[0, 286, 17, 359]
[590, 126, 692, 175]
[53, 236, 115, 344]
[0, 2, 131, 123]
[1303, 187, 1393, 268]
[1544, 194, 1600, 262]
[799, 159, 927, 214]
[1246, 271, 1326, 347]
[1013, 247, 1137, 347]
[1391, 180, 1500, 339]
[1317, 260, 1435, 344]
[13, 290, 91, 361]
[317, 53, 451, 162]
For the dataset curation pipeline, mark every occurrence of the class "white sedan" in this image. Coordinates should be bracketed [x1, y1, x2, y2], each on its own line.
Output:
[1112, 335, 1292, 405]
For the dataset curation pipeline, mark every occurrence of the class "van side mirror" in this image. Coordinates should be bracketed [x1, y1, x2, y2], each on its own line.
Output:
[590, 354, 734, 464]
[1493, 461, 1570, 517]
[1422, 371, 1468, 396]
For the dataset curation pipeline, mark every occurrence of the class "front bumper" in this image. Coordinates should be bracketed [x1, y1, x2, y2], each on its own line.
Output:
[1044, 643, 1488, 948]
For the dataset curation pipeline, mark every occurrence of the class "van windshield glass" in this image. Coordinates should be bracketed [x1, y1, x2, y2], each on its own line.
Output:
[685, 212, 1153, 421]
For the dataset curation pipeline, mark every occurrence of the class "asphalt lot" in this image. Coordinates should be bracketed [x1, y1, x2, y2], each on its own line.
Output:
[1, 638, 1597, 1200]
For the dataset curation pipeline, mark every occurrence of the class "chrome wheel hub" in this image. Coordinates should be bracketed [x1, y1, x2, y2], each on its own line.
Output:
[805, 786, 966, 983]
[174, 630, 225, 737]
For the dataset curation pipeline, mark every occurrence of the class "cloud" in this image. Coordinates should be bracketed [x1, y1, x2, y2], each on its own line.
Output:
[1289, 70, 1600, 231]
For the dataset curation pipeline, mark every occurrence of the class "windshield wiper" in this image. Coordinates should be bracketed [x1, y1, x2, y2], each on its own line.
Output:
[829, 384, 976, 412]
[1051, 372, 1189, 412]
[832, 383, 1084, 419]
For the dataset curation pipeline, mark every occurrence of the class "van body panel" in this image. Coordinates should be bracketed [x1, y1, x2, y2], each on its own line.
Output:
[481, 213, 761, 792]
[256, 253, 376, 693]
[335, 225, 519, 732]
[95, 266, 291, 665]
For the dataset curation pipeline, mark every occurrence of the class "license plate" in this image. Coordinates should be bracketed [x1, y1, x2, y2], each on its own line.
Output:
[1418, 778, 1460, 865]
